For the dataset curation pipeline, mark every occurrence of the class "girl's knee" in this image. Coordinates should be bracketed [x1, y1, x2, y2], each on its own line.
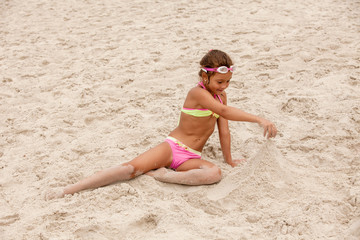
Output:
[121, 163, 143, 178]
[102, 164, 137, 181]
[203, 166, 222, 184]
[211, 166, 222, 183]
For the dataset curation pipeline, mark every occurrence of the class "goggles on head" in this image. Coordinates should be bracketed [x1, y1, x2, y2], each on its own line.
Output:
[201, 65, 235, 74]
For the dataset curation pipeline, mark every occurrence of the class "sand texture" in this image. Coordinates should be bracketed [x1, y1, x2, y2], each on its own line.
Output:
[1, 0, 359, 239]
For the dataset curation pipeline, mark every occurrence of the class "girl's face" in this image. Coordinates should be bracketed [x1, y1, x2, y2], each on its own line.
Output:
[203, 72, 232, 95]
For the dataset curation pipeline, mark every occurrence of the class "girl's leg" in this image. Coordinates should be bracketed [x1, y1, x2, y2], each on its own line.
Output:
[147, 159, 222, 185]
[45, 142, 172, 200]
[62, 164, 135, 196]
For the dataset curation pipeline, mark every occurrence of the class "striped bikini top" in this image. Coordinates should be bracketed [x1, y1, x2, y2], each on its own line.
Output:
[181, 82, 223, 119]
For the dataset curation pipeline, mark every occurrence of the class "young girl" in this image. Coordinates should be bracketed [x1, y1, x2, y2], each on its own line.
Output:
[45, 49, 277, 200]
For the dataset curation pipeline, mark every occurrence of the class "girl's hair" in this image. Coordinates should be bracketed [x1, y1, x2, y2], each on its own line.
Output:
[198, 49, 234, 79]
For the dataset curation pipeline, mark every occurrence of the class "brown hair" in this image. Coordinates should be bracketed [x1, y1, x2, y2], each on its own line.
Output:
[198, 49, 234, 79]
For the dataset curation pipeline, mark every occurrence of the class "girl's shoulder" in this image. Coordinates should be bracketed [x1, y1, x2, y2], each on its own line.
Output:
[187, 86, 228, 104]
[187, 85, 205, 97]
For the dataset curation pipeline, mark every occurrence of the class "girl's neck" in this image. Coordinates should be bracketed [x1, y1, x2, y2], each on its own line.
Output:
[198, 81, 207, 89]
[198, 81, 216, 97]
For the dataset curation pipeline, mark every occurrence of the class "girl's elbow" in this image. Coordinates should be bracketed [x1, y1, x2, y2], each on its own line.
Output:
[219, 106, 231, 120]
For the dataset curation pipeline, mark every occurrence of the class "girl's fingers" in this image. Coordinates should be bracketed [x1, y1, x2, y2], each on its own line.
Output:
[261, 121, 277, 138]
[264, 125, 268, 137]
[265, 125, 271, 138]
[269, 125, 277, 138]
[265, 124, 277, 138]
[268, 126, 272, 138]
[264, 125, 270, 137]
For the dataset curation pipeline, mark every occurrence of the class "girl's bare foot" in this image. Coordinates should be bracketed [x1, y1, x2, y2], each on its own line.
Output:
[44, 188, 65, 200]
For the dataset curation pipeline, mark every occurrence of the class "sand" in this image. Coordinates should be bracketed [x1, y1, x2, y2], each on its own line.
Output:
[0, 0, 359, 239]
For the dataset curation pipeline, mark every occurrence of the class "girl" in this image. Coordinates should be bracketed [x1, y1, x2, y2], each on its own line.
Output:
[45, 50, 277, 200]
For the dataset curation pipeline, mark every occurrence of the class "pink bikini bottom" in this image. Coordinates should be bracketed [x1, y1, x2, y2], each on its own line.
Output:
[165, 136, 202, 170]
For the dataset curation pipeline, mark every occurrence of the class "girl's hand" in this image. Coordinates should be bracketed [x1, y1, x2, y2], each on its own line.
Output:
[258, 118, 277, 138]
[228, 159, 246, 167]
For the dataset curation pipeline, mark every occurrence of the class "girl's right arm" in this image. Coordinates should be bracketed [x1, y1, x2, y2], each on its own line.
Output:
[221, 106, 277, 138]
[193, 88, 277, 138]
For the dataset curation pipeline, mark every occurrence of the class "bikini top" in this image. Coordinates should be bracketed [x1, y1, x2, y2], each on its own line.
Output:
[181, 82, 223, 119]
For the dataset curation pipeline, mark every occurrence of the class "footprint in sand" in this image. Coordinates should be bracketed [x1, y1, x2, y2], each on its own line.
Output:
[0, 214, 20, 226]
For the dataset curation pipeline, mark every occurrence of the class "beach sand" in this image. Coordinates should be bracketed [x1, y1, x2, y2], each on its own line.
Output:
[0, 0, 359, 239]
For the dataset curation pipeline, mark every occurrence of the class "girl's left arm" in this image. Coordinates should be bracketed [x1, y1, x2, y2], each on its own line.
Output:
[217, 116, 234, 166]
[217, 92, 236, 167]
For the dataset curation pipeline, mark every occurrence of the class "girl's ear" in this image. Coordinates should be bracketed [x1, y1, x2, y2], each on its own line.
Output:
[201, 72, 208, 81]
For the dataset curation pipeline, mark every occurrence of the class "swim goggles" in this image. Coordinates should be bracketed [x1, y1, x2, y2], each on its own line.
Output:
[201, 65, 236, 74]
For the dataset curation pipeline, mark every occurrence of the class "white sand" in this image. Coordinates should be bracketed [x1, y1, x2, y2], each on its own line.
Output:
[1, 0, 359, 239]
